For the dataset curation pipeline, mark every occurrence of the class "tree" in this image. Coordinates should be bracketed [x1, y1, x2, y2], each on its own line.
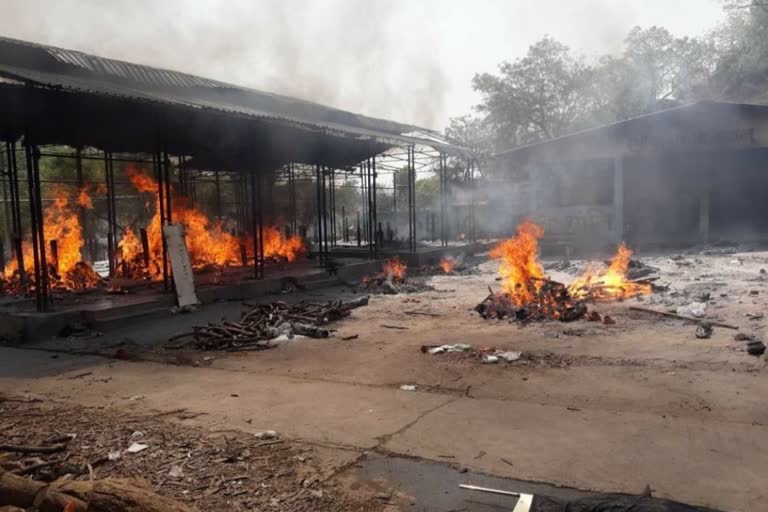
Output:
[622, 27, 717, 109]
[710, 1, 768, 102]
[472, 37, 594, 151]
[445, 115, 493, 156]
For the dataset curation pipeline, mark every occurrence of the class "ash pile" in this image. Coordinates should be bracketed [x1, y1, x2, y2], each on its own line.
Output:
[168, 296, 368, 351]
[358, 257, 433, 294]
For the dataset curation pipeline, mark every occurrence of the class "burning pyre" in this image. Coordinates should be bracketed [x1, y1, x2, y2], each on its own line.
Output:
[439, 256, 457, 274]
[1, 166, 308, 295]
[2, 186, 104, 293]
[476, 220, 652, 322]
[360, 257, 432, 294]
[117, 169, 306, 279]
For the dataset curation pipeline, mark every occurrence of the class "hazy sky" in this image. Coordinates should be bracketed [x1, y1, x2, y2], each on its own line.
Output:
[1, 0, 726, 130]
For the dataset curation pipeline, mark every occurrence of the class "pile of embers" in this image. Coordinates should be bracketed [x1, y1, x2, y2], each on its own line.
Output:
[359, 257, 433, 294]
[168, 296, 368, 351]
[475, 280, 588, 323]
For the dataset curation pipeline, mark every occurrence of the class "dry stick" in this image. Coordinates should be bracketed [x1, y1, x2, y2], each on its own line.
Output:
[629, 306, 739, 330]
[11, 459, 59, 475]
[404, 311, 442, 317]
[381, 325, 409, 330]
[0, 443, 68, 454]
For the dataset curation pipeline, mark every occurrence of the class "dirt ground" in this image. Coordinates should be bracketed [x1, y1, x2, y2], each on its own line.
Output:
[2, 246, 767, 511]
[0, 395, 381, 512]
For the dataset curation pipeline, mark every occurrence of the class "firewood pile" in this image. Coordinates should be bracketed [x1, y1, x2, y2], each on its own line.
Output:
[168, 296, 369, 351]
[475, 280, 588, 322]
[0, 395, 379, 512]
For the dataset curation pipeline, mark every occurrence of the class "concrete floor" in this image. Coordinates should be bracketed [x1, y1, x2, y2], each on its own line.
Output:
[2, 250, 767, 511]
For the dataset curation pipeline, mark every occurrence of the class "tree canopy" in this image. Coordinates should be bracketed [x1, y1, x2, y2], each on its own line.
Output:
[449, 2, 768, 156]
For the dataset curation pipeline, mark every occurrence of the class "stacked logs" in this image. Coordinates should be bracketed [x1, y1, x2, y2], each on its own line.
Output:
[169, 296, 369, 351]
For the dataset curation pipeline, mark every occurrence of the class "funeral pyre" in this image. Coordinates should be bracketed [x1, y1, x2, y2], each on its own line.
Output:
[1, 186, 105, 294]
[360, 257, 433, 294]
[1, 166, 307, 295]
[117, 168, 306, 279]
[476, 220, 653, 322]
[168, 296, 369, 351]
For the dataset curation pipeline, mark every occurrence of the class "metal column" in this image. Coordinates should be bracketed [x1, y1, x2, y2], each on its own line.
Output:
[372, 156, 378, 258]
[407, 145, 417, 252]
[104, 152, 118, 276]
[250, 171, 264, 279]
[439, 153, 448, 248]
[25, 142, 49, 312]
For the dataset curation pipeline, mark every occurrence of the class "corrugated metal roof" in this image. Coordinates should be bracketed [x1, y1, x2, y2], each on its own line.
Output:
[494, 101, 768, 163]
[0, 35, 467, 154]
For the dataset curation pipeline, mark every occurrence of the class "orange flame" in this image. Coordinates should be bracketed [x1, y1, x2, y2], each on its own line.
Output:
[118, 168, 305, 278]
[567, 242, 652, 300]
[489, 219, 545, 305]
[3, 186, 102, 290]
[439, 256, 456, 274]
[382, 257, 406, 281]
[490, 220, 651, 306]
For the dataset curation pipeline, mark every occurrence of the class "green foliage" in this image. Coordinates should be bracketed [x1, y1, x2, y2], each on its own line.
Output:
[454, 3, 768, 152]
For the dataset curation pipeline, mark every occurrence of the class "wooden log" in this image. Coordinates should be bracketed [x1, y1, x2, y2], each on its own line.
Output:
[342, 296, 369, 310]
[291, 323, 330, 338]
[628, 306, 739, 330]
[0, 470, 46, 508]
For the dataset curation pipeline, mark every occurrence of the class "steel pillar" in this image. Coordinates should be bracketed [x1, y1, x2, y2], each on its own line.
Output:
[25, 142, 49, 311]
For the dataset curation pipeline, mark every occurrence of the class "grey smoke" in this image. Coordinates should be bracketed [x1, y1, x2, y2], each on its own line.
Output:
[0, 0, 447, 129]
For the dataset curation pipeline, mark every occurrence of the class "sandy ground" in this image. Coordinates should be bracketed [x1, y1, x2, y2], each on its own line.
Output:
[2, 247, 767, 511]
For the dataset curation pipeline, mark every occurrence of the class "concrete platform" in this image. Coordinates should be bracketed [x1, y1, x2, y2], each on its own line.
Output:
[0, 258, 381, 342]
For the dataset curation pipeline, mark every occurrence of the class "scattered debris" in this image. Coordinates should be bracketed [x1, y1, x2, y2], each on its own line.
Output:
[423, 344, 472, 355]
[587, 311, 602, 322]
[496, 351, 522, 362]
[749, 290, 759, 296]
[603, 315, 616, 325]
[167, 297, 369, 351]
[734, 333, 756, 341]
[0, 396, 376, 511]
[747, 340, 766, 356]
[424, 345, 525, 366]
[399, 385, 417, 391]
[626, 259, 660, 280]
[695, 323, 713, 339]
[126, 442, 148, 454]
[745, 312, 764, 321]
[254, 430, 278, 440]
[168, 464, 184, 478]
[676, 302, 707, 318]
